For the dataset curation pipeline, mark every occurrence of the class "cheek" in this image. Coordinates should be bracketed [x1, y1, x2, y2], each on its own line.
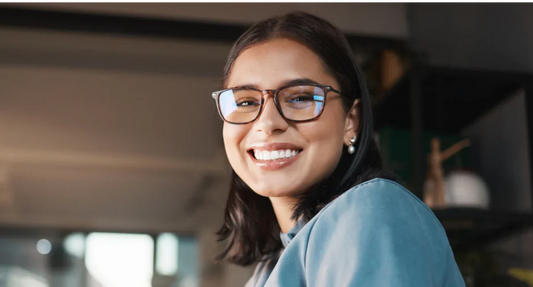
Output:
[222, 123, 248, 168]
[298, 106, 346, 180]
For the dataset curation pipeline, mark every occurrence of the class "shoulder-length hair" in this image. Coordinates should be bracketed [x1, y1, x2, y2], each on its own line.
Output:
[216, 11, 395, 266]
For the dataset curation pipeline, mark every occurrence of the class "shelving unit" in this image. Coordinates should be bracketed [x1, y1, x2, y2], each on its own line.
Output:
[375, 64, 533, 250]
[433, 208, 532, 252]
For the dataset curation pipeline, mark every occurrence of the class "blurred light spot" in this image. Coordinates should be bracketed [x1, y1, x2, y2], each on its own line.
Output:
[156, 233, 178, 276]
[64, 232, 86, 259]
[85, 232, 153, 287]
[36, 239, 52, 255]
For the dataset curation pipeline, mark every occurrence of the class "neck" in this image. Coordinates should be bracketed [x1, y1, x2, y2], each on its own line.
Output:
[269, 196, 299, 233]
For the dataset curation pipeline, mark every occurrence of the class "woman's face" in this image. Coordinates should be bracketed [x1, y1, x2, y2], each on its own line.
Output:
[223, 38, 359, 198]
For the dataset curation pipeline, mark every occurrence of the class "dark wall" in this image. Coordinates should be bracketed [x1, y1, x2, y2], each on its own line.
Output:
[409, 3, 533, 72]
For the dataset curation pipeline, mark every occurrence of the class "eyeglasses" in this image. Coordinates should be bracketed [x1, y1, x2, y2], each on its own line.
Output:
[211, 83, 341, 124]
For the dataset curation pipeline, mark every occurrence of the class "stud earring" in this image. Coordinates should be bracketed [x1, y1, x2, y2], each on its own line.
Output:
[348, 136, 357, 154]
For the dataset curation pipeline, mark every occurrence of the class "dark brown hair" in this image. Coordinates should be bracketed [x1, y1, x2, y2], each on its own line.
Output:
[216, 11, 394, 266]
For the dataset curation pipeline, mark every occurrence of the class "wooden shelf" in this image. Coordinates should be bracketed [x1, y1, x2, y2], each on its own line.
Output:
[433, 208, 533, 252]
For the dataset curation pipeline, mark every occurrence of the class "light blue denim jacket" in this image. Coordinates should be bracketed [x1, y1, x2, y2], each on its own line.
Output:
[245, 178, 466, 287]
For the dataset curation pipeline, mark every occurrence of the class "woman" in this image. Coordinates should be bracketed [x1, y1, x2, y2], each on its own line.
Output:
[211, 11, 465, 287]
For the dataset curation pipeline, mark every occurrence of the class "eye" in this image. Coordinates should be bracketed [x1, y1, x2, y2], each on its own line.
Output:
[236, 98, 260, 107]
[287, 93, 315, 102]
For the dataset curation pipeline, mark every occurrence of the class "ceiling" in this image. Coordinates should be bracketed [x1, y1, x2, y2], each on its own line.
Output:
[4, 3, 409, 38]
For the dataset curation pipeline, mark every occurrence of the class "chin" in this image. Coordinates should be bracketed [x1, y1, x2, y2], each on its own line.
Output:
[246, 180, 308, 198]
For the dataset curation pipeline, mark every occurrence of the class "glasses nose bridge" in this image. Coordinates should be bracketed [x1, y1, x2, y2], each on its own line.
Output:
[257, 88, 284, 120]
[258, 89, 279, 110]
[261, 89, 277, 100]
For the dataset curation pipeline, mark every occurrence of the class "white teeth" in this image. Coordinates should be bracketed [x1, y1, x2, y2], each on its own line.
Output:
[255, 150, 262, 160]
[253, 149, 301, 160]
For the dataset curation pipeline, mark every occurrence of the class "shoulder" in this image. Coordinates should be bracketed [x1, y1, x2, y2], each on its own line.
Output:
[298, 179, 459, 285]
[317, 178, 441, 227]
[272, 179, 464, 286]
[326, 178, 432, 214]
[305, 178, 449, 251]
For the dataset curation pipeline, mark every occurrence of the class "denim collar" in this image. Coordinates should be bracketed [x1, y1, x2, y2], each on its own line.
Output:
[280, 218, 307, 248]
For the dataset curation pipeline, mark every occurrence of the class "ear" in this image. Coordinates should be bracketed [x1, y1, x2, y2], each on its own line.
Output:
[344, 99, 361, 146]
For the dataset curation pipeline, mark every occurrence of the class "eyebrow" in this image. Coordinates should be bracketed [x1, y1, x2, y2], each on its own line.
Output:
[234, 78, 321, 90]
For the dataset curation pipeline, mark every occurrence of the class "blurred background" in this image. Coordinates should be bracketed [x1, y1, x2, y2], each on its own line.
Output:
[0, 3, 533, 287]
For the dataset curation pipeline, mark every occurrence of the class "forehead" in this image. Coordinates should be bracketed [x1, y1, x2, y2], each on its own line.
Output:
[226, 38, 337, 89]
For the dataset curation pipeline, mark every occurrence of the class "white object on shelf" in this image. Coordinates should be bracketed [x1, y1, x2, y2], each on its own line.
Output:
[444, 170, 490, 209]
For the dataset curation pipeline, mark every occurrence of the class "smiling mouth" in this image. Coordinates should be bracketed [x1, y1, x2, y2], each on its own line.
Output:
[248, 149, 302, 161]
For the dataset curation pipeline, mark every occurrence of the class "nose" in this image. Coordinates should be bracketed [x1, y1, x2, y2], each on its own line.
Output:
[253, 94, 289, 135]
